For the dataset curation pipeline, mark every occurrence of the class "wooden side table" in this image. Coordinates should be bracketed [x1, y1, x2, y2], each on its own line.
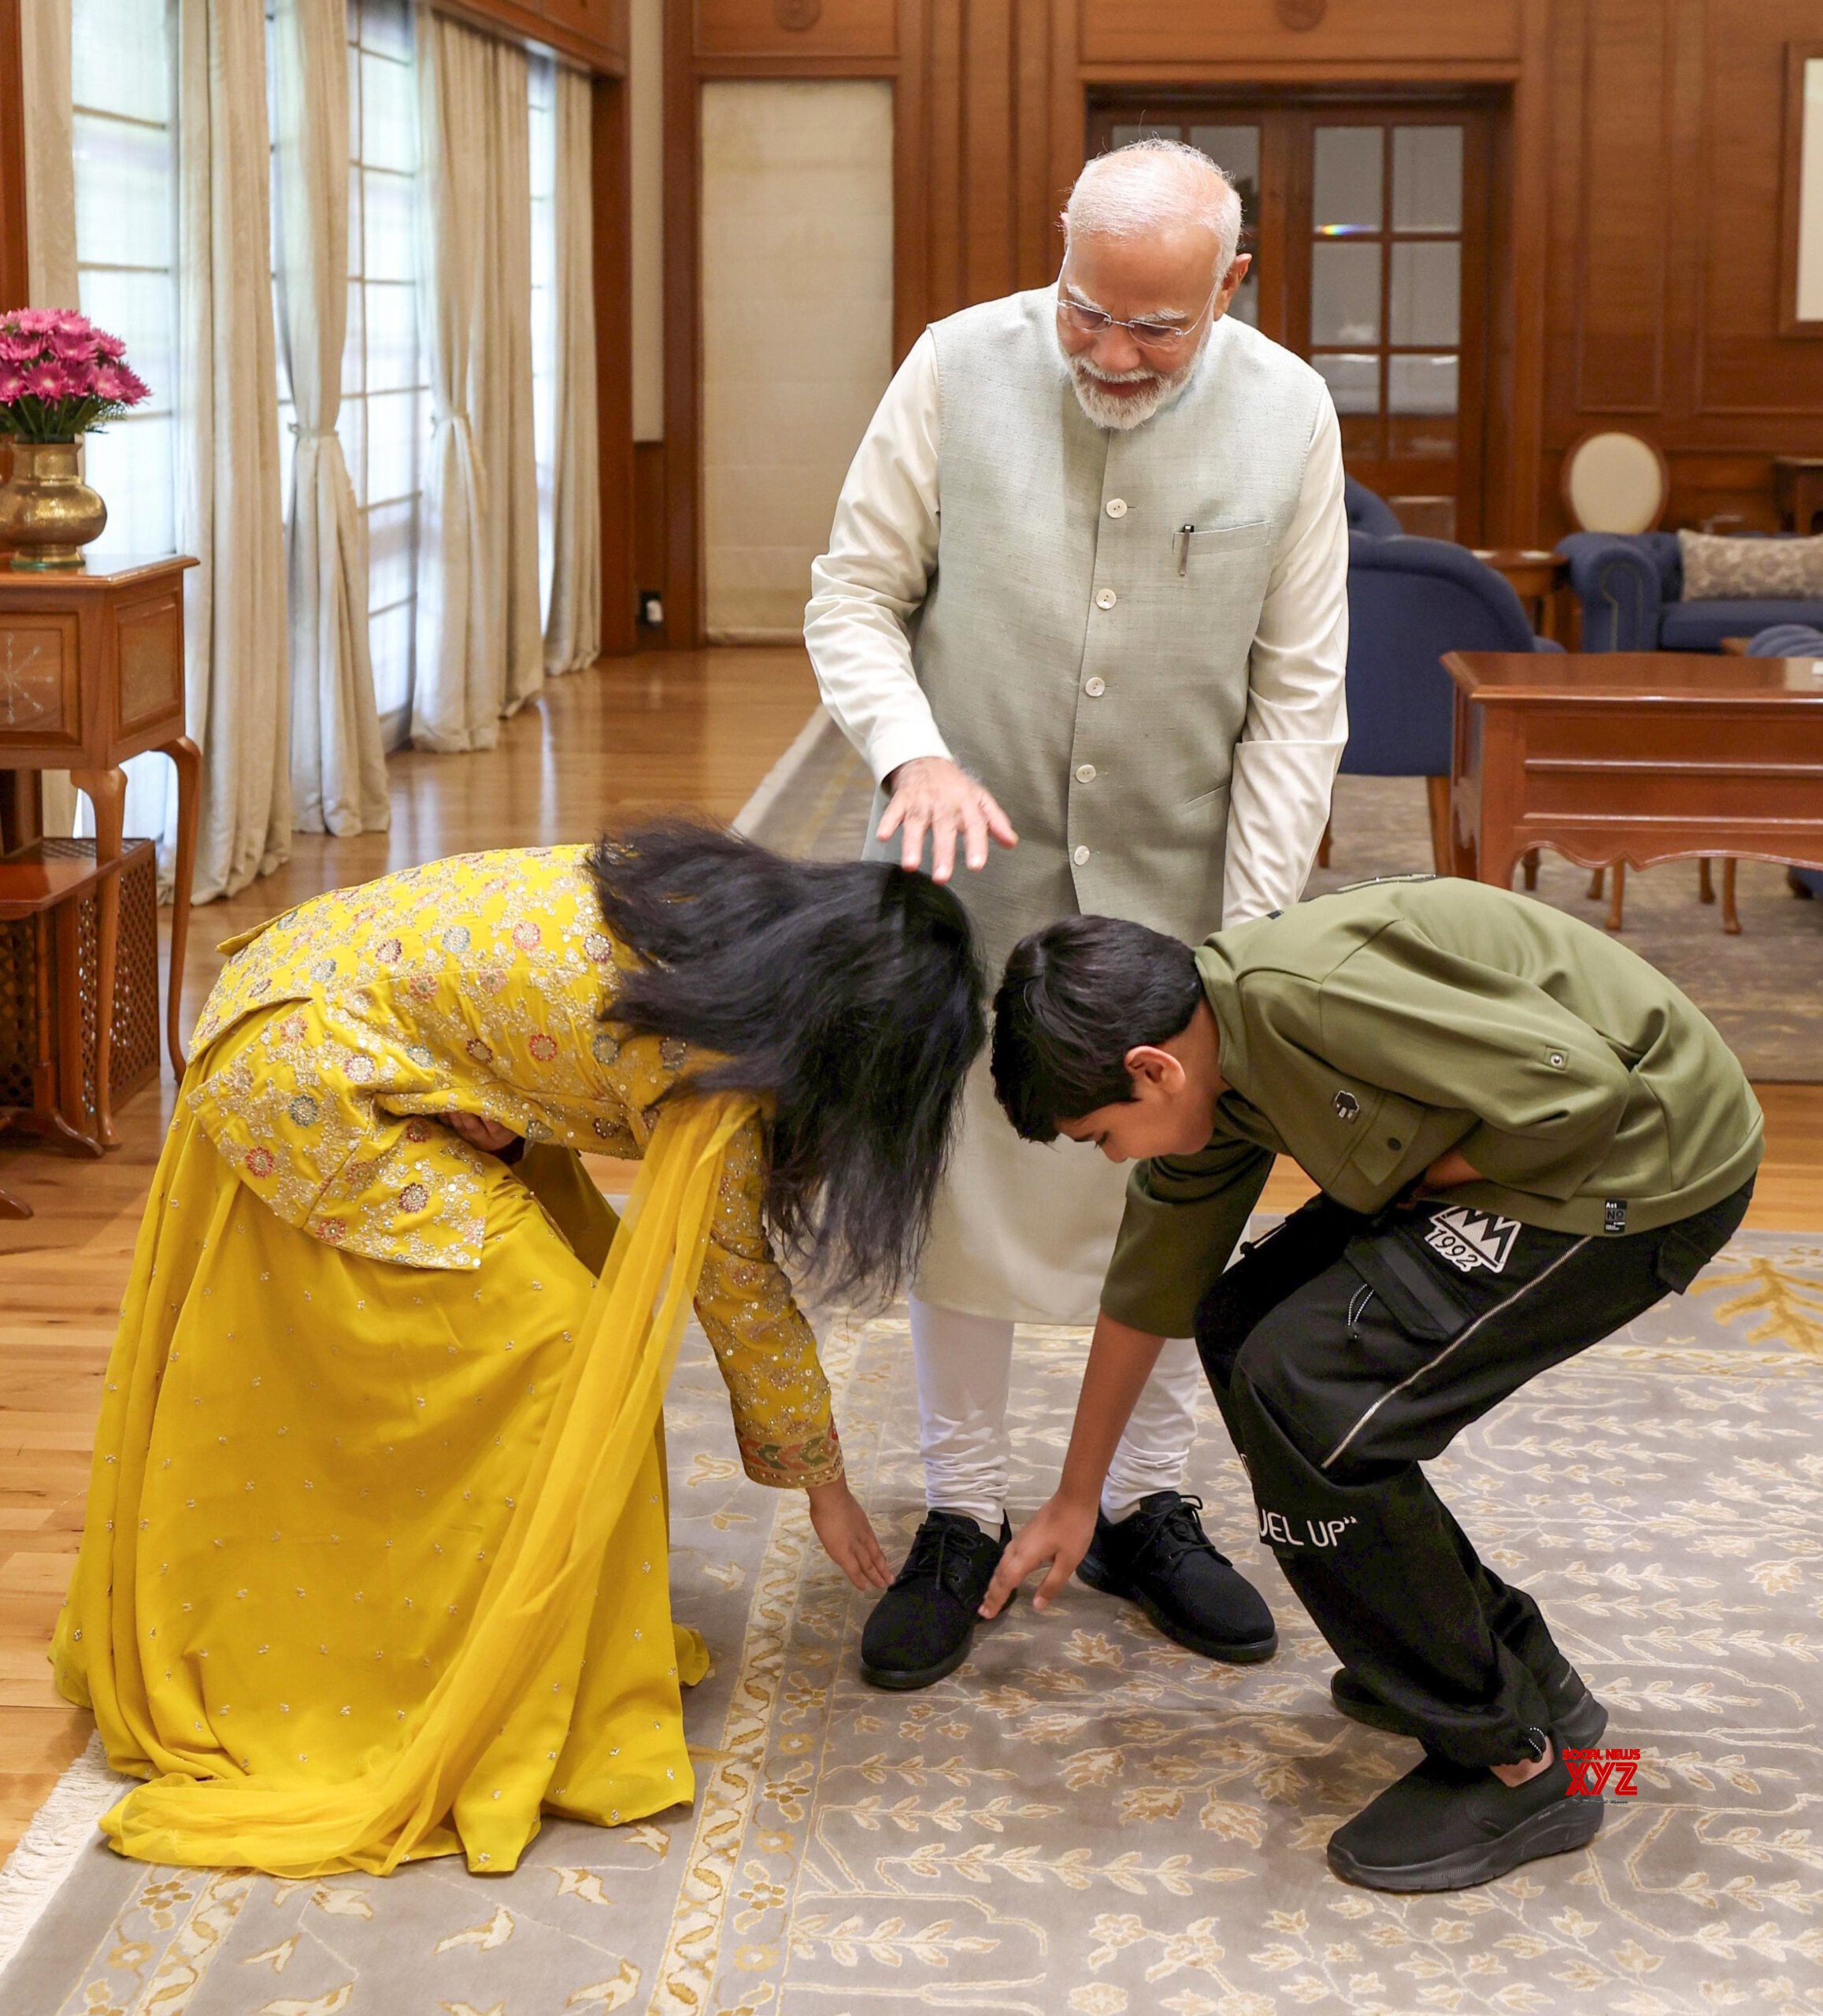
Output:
[1472, 549, 1570, 641]
[1773, 457, 1823, 536]
[0, 555, 198, 1145]
[1443, 650, 1823, 901]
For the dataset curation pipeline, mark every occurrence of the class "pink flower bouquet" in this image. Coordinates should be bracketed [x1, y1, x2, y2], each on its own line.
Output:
[0, 308, 150, 442]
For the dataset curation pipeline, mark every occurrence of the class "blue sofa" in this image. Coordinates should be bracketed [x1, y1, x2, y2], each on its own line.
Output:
[1342, 532, 1562, 873]
[1557, 532, 1823, 653]
[1345, 477, 1402, 538]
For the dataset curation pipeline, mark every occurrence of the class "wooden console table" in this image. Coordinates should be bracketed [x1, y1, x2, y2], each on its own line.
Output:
[0, 555, 198, 1145]
[1773, 456, 1823, 536]
[1444, 649, 1823, 895]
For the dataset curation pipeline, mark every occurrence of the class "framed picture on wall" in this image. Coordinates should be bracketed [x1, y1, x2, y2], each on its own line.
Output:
[1781, 41, 1823, 336]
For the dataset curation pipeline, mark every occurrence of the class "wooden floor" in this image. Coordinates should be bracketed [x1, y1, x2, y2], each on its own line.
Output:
[2, 641, 1819, 1866]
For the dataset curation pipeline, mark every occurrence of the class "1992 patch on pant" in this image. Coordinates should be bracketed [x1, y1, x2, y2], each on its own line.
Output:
[1424, 1206, 1521, 1275]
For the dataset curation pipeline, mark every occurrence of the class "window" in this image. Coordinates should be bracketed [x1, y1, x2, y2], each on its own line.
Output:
[343, 0, 428, 743]
[528, 52, 558, 628]
[70, 0, 180, 849]
[70, 0, 178, 558]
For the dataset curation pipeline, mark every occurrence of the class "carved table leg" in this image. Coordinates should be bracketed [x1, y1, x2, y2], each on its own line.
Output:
[1698, 858, 1715, 905]
[158, 735, 202, 1077]
[1721, 857, 1740, 935]
[1605, 862, 1626, 932]
[1424, 776, 1453, 876]
[70, 765, 125, 1148]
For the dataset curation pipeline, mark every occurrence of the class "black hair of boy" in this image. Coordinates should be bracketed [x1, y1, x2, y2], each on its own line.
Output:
[992, 915, 1202, 1142]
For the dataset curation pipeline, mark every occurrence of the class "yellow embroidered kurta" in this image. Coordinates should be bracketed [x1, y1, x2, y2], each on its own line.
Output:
[53, 847, 838, 1877]
[184, 843, 837, 1485]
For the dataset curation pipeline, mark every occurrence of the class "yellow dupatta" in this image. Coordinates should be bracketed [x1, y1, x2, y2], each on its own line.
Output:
[95, 1094, 756, 1877]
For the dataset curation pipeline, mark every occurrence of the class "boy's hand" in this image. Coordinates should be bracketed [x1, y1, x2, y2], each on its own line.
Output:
[807, 1477, 893, 1592]
[1420, 1147, 1482, 1191]
[980, 1493, 1098, 1618]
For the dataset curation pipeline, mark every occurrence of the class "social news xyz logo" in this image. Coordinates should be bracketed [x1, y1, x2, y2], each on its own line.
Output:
[1424, 1206, 1521, 1276]
[1564, 1747, 1641, 1796]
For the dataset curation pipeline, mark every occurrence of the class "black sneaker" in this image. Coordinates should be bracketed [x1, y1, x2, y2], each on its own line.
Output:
[1331, 1660, 1609, 1751]
[1326, 1736, 1604, 1892]
[1076, 1491, 1277, 1664]
[858, 1511, 1011, 1692]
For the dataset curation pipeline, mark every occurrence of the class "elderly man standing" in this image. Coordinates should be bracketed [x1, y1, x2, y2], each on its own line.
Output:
[806, 138, 1348, 1688]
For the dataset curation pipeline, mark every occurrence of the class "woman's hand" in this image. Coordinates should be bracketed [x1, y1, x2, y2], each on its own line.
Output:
[446, 1111, 518, 1154]
[806, 1477, 893, 1592]
[980, 1492, 1098, 1619]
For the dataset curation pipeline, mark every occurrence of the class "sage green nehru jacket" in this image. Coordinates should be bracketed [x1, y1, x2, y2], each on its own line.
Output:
[1101, 876, 1765, 1340]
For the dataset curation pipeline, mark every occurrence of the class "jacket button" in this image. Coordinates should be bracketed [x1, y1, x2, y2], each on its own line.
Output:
[1106, 498, 1127, 518]
[1095, 588, 1117, 610]
[1073, 845, 1091, 865]
[1076, 763, 1096, 783]
[1084, 676, 1106, 697]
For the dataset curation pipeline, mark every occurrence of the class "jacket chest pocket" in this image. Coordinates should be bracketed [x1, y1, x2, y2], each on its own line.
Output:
[1316, 1088, 1431, 1208]
[1176, 520, 1269, 576]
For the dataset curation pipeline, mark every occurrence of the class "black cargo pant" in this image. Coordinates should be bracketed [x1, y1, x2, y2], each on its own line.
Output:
[1195, 1181, 1753, 1769]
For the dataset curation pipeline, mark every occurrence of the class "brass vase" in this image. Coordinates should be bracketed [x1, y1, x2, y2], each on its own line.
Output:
[0, 439, 108, 569]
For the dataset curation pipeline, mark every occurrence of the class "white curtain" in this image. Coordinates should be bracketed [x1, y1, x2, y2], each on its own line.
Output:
[21, 0, 81, 839]
[487, 40, 543, 715]
[544, 64, 601, 676]
[412, 9, 539, 751]
[272, 0, 390, 838]
[176, 0, 291, 900]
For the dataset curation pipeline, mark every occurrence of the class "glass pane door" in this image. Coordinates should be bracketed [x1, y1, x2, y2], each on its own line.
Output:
[1084, 100, 1491, 542]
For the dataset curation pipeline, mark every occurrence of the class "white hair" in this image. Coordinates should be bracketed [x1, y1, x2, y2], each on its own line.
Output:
[1063, 139, 1242, 276]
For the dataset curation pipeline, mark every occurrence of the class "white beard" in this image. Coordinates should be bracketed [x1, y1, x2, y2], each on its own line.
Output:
[1063, 343, 1202, 432]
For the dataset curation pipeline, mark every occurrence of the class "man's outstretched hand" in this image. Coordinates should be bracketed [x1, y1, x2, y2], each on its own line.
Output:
[877, 756, 1017, 882]
[978, 1493, 1098, 1620]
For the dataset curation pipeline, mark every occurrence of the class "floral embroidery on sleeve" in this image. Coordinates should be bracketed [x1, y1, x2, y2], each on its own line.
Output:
[691, 1111, 841, 1488]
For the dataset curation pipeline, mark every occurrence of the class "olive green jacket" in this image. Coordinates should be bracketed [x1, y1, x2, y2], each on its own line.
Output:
[1102, 876, 1763, 1337]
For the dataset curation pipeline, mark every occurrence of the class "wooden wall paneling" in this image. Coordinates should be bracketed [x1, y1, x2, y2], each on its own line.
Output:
[661, 0, 702, 647]
[439, 0, 628, 70]
[593, 72, 637, 655]
[693, 0, 897, 61]
[1488, 0, 1552, 547]
[894, 0, 932, 359]
[1046, 0, 1084, 291]
[962, 0, 1017, 305]
[1077, 0, 1523, 69]
[1014, 0, 1057, 290]
[1573, 0, 1668, 414]
[1699, 7, 1823, 410]
[925, 0, 966, 321]
[1780, 38, 1823, 336]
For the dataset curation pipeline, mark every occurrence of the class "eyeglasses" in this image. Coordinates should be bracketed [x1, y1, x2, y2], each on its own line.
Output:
[1056, 277, 1221, 353]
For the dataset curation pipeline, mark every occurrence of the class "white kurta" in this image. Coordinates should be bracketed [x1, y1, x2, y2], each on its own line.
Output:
[806, 318, 1349, 1323]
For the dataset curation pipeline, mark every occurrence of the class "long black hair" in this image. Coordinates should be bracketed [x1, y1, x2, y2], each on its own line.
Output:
[587, 821, 985, 1301]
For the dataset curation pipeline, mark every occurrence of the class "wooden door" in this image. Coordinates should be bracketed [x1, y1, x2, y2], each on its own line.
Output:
[1087, 101, 1495, 543]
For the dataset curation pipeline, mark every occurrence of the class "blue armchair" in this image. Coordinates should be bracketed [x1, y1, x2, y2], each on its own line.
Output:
[1340, 533, 1562, 874]
[1345, 477, 1402, 538]
[1557, 532, 1823, 653]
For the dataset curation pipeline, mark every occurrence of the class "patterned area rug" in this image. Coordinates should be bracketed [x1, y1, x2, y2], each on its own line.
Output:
[755, 713, 1823, 1080]
[5, 1233, 1822, 2014]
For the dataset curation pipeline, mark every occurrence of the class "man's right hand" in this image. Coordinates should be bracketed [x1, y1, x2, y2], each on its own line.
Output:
[876, 756, 1017, 882]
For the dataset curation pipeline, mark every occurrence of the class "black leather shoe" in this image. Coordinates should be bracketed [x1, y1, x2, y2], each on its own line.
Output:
[1326, 1737, 1604, 1892]
[859, 1511, 1011, 1692]
[1331, 1660, 1609, 1751]
[1076, 1491, 1277, 1664]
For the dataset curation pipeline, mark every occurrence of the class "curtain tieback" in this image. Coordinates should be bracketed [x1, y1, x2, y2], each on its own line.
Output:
[288, 425, 342, 442]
